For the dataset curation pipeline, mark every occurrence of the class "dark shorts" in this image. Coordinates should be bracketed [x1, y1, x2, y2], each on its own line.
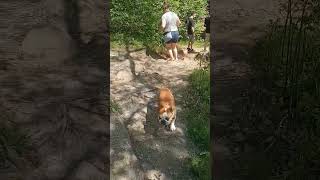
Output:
[163, 31, 179, 44]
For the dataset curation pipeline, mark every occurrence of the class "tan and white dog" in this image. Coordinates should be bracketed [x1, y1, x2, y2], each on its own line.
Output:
[158, 88, 177, 131]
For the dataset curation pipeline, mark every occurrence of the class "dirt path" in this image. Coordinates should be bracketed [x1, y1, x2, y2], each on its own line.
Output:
[110, 47, 204, 179]
[110, 0, 283, 179]
[211, 0, 282, 179]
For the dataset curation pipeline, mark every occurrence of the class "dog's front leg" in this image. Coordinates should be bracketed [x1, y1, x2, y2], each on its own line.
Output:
[168, 111, 176, 131]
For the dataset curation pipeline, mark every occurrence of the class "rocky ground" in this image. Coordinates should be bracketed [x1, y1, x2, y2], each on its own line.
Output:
[110, 47, 204, 180]
[0, 1, 108, 180]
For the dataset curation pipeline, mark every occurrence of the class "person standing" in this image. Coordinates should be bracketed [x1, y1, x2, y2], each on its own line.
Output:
[187, 11, 196, 53]
[161, 3, 181, 61]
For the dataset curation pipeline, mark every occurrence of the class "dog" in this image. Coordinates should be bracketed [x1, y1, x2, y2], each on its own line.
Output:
[158, 88, 177, 131]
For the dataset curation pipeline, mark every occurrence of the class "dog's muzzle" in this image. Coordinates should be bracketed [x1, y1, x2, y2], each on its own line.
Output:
[159, 116, 170, 126]
[160, 118, 170, 126]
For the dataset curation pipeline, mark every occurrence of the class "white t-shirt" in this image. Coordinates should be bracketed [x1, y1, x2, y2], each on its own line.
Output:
[161, 11, 179, 32]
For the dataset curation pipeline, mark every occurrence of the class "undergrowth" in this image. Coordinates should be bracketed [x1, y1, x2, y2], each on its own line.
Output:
[110, 100, 122, 114]
[183, 69, 210, 180]
[241, 1, 320, 178]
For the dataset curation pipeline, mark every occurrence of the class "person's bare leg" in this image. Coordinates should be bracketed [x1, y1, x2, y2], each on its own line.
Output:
[172, 43, 178, 60]
[166, 43, 174, 60]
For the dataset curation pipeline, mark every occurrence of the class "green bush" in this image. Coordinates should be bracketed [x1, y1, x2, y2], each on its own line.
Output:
[183, 69, 210, 179]
[110, 0, 208, 46]
[244, 1, 320, 178]
[191, 152, 210, 180]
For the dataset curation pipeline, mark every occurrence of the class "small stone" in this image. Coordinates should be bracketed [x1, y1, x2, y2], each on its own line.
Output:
[115, 70, 134, 83]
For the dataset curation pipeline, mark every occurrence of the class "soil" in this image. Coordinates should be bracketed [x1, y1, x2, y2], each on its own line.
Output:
[110, 0, 283, 179]
[110, 46, 205, 180]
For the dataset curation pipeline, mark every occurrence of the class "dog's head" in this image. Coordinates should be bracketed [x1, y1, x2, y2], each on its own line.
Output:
[158, 102, 172, 126]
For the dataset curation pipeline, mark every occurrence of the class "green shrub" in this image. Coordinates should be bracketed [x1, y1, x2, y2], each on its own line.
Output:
[110, 100, 122, 113]
[191, 152, 210, 180]
[244, 1, 320, 178]
[183, 69, 210, 179]
[110, 0, 208, 46]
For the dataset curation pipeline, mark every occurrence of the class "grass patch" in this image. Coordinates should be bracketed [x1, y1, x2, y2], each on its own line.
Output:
[183, 69, 210, 180]
[179, 39, 205, 49]
[111, 40, 144, 50]
[110, 100, 122, 114]
[191, 152, 210, 180]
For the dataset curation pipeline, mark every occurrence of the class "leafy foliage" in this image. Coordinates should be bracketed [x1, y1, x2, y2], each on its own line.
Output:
[110, 100, 122, 113]
[242, 0, 320, 179]
[110, 0, 208, 47]
[111, 0, 162, 46]
[166, 0, 209, 39]
[191, 152, 210, 180]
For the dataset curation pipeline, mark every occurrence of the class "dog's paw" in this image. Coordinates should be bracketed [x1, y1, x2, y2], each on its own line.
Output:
[170, 124, 176, 131]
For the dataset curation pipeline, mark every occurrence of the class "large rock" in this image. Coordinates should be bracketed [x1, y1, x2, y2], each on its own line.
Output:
[22, 26, 75, 67]
[115, 70, 134, 83]
[111, 59, 135, 83]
